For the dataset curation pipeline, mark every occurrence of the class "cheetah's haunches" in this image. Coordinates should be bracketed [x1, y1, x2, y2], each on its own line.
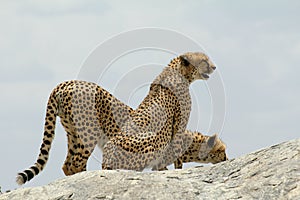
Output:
[16, 81, 133, 185]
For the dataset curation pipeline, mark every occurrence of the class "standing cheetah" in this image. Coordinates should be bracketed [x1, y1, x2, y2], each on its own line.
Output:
[102, 52, 216, 170]
[16, 80, 133, 185]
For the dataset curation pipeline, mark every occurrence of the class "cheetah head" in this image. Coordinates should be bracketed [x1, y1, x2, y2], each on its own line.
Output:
[198, 134, 228, 164]
[179, 52, 216, 82]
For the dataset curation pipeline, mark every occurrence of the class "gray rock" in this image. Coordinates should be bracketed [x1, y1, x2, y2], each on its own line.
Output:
[1, 139, 299, 200]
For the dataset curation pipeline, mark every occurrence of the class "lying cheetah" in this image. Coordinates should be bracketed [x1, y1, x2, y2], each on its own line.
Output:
[161, 132, 227, 170]
[102, 52, 216, 170]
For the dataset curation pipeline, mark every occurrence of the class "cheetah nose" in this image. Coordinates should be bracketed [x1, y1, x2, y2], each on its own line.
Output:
[212, 66, 216, 70]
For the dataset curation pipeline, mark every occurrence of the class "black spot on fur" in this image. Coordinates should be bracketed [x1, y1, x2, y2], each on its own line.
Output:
[44, 140, 51, 145]
[70, 149, 75, 155]
[30, 166, 39, 175]
[44, 131, 53, 138]
[24, 169, 34, 181]
[41, 150, 48, 155]
[37, 159, 45, 165]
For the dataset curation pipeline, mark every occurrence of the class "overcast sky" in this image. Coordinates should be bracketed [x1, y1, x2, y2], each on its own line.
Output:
[1, 0, 299, 192]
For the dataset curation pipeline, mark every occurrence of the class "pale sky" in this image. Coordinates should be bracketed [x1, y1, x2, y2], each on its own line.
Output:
[0, 0, 299, 192]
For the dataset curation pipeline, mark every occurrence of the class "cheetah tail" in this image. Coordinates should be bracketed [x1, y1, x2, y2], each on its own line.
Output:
[16, 89, 58, 185]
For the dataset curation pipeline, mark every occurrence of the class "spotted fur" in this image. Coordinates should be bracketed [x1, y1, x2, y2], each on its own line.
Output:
[102, 52, 216, 170]
[16, 80, 133, 185]
[174, 132, 227, 168]
[16, 52, 219, 185]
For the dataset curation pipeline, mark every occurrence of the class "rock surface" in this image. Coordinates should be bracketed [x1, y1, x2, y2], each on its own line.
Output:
[1, 139, 299, 200]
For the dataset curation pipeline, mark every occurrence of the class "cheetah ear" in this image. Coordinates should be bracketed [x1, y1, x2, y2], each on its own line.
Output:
[207, 134, 218, 149]
[179, 55, 190, 66]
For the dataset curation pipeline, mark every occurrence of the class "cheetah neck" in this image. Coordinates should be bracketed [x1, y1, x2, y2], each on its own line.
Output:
[152, 62, 190, 93]
[151, 64, 192, 120]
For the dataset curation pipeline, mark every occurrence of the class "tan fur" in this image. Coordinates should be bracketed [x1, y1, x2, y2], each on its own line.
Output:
[173, 132, 228, 169]
[16, 52, 220, 185]
[16, 80, 133, 185]
[102, 52, 216, 170]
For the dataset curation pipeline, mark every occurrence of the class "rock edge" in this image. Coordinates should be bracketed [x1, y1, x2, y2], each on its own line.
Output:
[1, 138, 299, 200]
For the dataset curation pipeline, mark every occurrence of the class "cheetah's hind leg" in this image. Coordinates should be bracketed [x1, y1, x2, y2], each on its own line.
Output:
[61, 128, 86, 176]
[62, 129, 99, 176]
